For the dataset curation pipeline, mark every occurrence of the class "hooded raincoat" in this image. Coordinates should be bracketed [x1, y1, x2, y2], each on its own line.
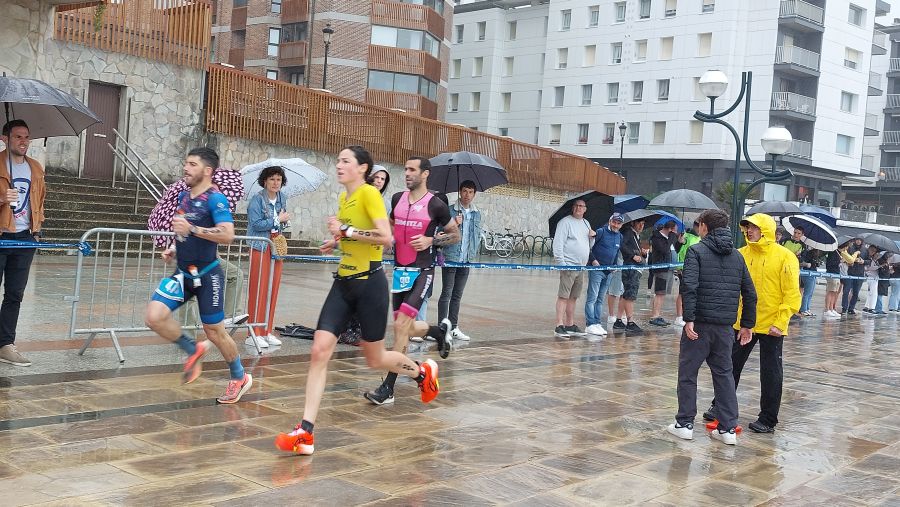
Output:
[735, 213, 801, 336]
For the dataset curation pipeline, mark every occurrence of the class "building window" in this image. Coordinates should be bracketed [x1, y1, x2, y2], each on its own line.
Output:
[660, 37, 674, 60]
[477, 21, 486, 41]
[697, 33, 712, 57]
[654, 121, 666, 143]
[401, 0, 444, 14]
[582, 84, 593, 105]
[281, 22, 308, 42]
[628, 122, 640, 143]
[561, 9, 572, 30]
[367, 70, 438, 100]
[503, 57, 514, 76]
[267, 28, 281, 57]
[578, 124, 590, 144]
[640, 0, 651, 19]
[550, 124, 561, 145]
[534, 126, 540, 144]
[471, 92, 481, 111]
[508, 21, 517, 40]
[836, 134, 853, 155]
[271, 0, 281, 13]
[657, 79, 670, 101]
[544, 16, 549, 35]
[844, 47, 861, 69]
[611, 42, 623, 64]
[289, 70, 304, 85]
[233, 30, 246, 48]
[848, 5, 865, 26]
[233, 0, 247, 6]
[693, 77, 703, 100]
[455, 24, 464, 43]
[840, 91, 857, 112]
[632, 81, 643, 102]
[584, 45, 596, 66]
[451, 59, 461, 78]
[541, 53, 546, 70]
[537, 90, 543, 109]
[603, 123, 615, 144]
[266, 69, 278, 80]
[607, 82, 619, 104]
[499, 127, 509, 137]
[614, 1, 626, 22]
[449, 93, 459, 112]
[472, 57, 484, 76]
[665, 0, 676, 17]
[371, 25, 441, 58]
[554, 86, 565, 107]
[589, 5, 600, 27]
[557, 48, 568, 69]
[635, 40, 648, 61]
[501, 92, 511, 112]
[689, 121, 703, 143]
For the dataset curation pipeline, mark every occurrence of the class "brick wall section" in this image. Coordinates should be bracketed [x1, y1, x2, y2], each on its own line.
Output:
[248, 0, 271, 18]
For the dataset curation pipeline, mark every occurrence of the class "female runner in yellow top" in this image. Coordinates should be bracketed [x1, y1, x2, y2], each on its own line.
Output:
[275, 146, 440, 456]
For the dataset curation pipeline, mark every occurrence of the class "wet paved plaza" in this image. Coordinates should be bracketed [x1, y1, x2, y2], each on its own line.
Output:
[1, 257, 899, 505]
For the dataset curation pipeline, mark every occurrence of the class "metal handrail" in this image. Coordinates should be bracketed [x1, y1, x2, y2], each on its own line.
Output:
[786, 139, 812, 159]
[774, 46, 820, 71]
[890, 58, 900, 72]
[779, 0, 824, 25]
[883, 131, 900, 144]
[887, 94, 900, 108]
[771, 91, 817, 116]
[873, 29, 888, 49]
[108, 128, 167, 212]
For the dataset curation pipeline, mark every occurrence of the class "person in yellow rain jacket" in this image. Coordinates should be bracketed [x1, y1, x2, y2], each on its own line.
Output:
[702, 213, 801, 434]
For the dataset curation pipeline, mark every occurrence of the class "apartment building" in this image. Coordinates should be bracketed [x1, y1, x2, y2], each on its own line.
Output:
[212, 0, 452, 119]
[448, 0, 891, 206]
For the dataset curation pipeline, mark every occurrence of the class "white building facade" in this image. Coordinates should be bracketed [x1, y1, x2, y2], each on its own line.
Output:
[448, 0, 892, 207]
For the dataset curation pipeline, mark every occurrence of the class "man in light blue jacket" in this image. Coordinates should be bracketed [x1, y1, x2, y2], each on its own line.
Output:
[438, 180, 482, 342]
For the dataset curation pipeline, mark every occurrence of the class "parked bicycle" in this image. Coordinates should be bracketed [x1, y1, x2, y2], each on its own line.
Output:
[501, 228, 527, 258]
[480, 230, 513, 258]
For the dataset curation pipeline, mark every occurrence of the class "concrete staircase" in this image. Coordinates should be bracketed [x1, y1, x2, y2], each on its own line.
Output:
[40, 171, 320, 257]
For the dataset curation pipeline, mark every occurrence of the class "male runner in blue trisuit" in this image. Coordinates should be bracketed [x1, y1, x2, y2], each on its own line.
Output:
[144, 147, 252, 404]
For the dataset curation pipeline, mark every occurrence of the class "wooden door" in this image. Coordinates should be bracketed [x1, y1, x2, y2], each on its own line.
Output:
[83, 82, 121, 180]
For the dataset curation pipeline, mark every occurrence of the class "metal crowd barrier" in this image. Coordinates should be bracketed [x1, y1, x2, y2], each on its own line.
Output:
[66, 228, 276, 363]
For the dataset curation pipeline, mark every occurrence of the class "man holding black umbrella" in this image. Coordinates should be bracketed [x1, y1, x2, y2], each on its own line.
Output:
[0, 120, 45, 367]
[553, 199, 593, 337]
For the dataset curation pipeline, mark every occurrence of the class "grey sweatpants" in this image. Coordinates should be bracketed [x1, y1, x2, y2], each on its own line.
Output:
[676, 322, 738, 431]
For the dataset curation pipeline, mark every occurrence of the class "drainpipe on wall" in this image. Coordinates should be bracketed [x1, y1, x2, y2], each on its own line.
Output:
[305, 0, 317, 88]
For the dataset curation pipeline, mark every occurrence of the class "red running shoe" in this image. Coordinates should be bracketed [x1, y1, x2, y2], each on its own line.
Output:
[182, 340, 209, 384]
[418, 359, 440, 403]
[275, 425, 315, 455]
[705, 419, 743, 433]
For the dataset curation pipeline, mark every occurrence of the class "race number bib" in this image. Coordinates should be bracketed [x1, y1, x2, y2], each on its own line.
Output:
[154, 273, 185, 302]
[391, 267, 420, 293]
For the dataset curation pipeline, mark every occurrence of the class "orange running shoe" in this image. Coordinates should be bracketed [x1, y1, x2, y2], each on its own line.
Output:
[705, 419, 743, 433]
[216, 373, 253, 404]
[182, 340, 209, 384]
[275, 425, 315, 455]
[418, 358, 440, 403]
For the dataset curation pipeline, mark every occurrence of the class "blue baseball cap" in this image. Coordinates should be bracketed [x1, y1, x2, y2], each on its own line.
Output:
[610, 213, 625, 223]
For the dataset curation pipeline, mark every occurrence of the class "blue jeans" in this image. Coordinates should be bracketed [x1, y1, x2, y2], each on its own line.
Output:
[584, 270, 612, 326]
[889, 279, 900, 311]
[799, 275, 816, 313]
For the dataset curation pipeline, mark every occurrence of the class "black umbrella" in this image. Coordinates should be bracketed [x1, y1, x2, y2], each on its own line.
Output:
[0, 76, 100, 139]
[860, 233, 900, 254]
[548, 190, 613, 236]
[622, 208, 664, 225]
[648, 189, 717, 210]
[427, 151, 508, 194]
[746, 201, 802, 217]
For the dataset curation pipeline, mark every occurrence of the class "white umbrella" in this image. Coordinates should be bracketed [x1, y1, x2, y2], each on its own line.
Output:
[781, 215, 837, 251]
[240, 157, 327, 199]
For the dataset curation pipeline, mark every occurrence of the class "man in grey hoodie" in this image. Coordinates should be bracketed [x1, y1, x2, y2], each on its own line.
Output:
[552, 199, 593, 337]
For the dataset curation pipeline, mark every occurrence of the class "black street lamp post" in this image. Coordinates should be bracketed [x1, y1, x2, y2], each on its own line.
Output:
[618, 121, 627, 175]
[694, 70, 794, 243]
[322, 23, 334, 89]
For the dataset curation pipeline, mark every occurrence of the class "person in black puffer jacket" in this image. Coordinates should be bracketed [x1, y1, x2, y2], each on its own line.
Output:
[667, 209, 757, 445]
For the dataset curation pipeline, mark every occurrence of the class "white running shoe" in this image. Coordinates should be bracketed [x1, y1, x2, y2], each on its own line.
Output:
[585, 324, 607, 336]
[666, 422, 694, 440]
[710, 428, 737, 445]
[224, 313, 250, 327]
[245, 335, 269, 348]
[266, 334, 282, 346]
[673, 316, 686, 327]
[451, 327, 471, 341]
[607, 316, 617, 324]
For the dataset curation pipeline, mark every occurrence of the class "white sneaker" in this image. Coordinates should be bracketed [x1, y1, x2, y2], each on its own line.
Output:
[674, 316, 686, 327]
[245, 335, 269, 348]
[607, 316, 617, 324]
[824, 310, 840, 319]
[224, 313, 250, 327]
[266, 334, 282, 346]
[666, 422, 693, 440]
[710, 428, 737, 445]
[409, 336, 424, 343]
[451, 327, 471, 341]
[585, 324, 607, 336]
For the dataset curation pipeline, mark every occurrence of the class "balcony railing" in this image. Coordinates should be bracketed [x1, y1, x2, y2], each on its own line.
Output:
[53, 0, 212, 69]
[866, 113, 879, 130]
[890, 58, 900, 72]
[771, 91, 817, 116]
[886, 94, 900, 108]
[204, 65, 626, 194]
[873, 29, 888, 50]
[774, 46, 820, 71]
[365, 89, 438, 119]
[278, 41, 307, 67]
[882, 167, 900, 181]
[839, 208, 900, 227]
[371, 0, 444, 40]
[231, 5, 247, 30]
[884, 131, 900, 145]
[870, 71, 883, 90]
[785, 139, 812, 159]
[281, 0, 309, 23]
[779, 0, 824, 25]
[368, 45, 442, 83]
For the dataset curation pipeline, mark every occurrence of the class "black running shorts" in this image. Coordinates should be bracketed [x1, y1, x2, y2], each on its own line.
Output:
[317, 265, 389, 342]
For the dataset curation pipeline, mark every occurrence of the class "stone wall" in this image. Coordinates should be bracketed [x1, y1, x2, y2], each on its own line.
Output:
[210, 133, 568, 241]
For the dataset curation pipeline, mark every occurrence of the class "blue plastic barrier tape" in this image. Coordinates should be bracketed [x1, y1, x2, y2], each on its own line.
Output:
[800, 270, 895, 282]
[277, 254, 684, 272]
[0, 239, 92, 255]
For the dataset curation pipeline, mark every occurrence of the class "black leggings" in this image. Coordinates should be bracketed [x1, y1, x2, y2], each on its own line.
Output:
[317, 269, 389, 342]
